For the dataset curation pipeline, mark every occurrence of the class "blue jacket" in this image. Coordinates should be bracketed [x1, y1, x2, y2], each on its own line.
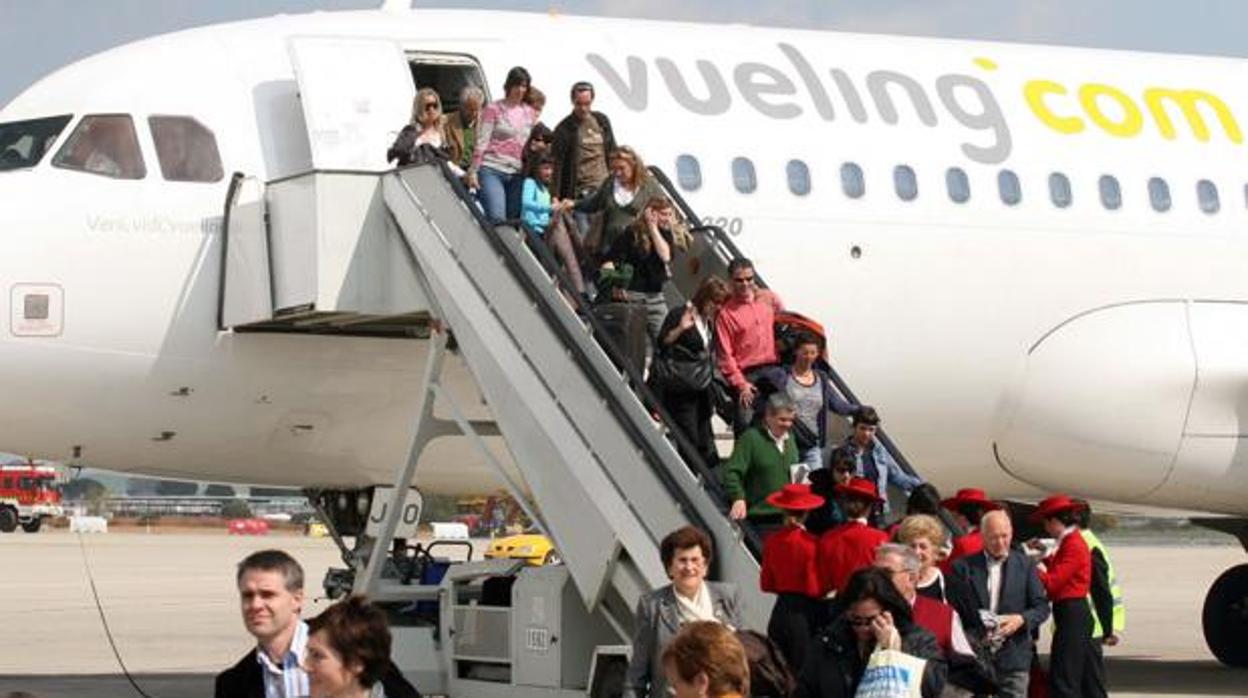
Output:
[520, 177, 553, 234]
[841, 435, 922, 517]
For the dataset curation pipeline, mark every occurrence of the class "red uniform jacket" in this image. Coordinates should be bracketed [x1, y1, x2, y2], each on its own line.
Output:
[760, 524, 821, 598]
[911, 595, 955, 657]
[1038, 528, 1091, 601]
[940, 528, 983, 574]
[817, 520, 889, 595]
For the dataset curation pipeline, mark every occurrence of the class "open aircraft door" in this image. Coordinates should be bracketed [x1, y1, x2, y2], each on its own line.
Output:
[287, 36, 415, 171]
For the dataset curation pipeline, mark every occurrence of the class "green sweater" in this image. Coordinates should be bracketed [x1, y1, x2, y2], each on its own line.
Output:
[721, 425, 798, 518]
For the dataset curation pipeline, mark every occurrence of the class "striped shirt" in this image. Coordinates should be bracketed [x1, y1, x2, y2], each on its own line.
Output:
[257, 620, 310, 698]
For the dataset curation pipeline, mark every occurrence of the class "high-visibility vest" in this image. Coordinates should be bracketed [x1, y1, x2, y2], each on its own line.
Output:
[1081, 528, 1125, 637]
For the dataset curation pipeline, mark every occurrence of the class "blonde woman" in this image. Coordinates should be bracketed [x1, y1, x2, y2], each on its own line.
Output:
[572, 145, 662, 259]
[894, 513, 952, 603]
[386, 88, 462, 176]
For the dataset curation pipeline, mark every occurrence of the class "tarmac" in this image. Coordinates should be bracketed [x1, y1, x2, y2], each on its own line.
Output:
[0, 529, 1244, 697]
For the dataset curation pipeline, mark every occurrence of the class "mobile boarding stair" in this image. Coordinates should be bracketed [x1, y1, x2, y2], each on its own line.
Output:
[220, 160, 937, 696]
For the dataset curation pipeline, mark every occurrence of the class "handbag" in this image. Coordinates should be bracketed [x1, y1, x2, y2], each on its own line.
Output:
[854, 648, 926, 698]
[650, 344, 713, 394]
[790, 417, 819, 452]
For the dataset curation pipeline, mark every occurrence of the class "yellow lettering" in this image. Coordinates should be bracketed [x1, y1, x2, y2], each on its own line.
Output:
[1024, 80, 1085, 134]
[1078, 83, 1143, 138]
[1144, 88, 1243, 144]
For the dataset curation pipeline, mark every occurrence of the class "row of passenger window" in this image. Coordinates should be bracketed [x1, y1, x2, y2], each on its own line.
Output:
[1, 113, 224, 183]
[674, 154, 1238, 215]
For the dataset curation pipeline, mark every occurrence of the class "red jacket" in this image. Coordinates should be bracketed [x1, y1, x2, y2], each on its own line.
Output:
[817, 520, 889, 595]
[940, 528, 983, 574]
[761, 524, 821, 598]
[911, 595, 955, 658]
[1038, 528, 1091, 601]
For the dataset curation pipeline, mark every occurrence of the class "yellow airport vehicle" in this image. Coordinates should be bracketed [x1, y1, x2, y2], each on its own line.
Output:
[483, 533, 559, 566]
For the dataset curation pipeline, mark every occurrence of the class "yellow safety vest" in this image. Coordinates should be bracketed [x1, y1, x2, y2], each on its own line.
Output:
[1081, 529, 1125, 637]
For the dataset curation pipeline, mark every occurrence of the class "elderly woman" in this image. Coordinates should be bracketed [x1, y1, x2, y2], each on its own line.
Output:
[662, 621, 751, 698]
[895, 513, 952, 603]
[796, 567, 946, 698]
[624, 526, 744, 698]
[303, 596, 419, 698]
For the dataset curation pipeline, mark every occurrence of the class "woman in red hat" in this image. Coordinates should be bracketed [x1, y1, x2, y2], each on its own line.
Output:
[817, 477, 889, 596]
[1031, 494, 1098, 698]
[760, 483, 825, 673]
[940, 487, 1001, 573]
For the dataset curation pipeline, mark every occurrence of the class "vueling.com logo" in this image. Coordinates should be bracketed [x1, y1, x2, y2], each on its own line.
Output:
[587, 43, 1241, 165]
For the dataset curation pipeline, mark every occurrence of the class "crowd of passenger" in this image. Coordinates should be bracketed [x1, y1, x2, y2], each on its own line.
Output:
[382, 67, 1125, 698]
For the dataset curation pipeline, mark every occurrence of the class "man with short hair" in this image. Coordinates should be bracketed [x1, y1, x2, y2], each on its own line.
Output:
[550, 81, 617, 220]
[722, 392, 800, 532]
[443, 85, 484, 175]
[216, 549, 420, 698]
[716, 257, 784, 434]
[947, 510, 1050, 698]
[841, 407, 922, 523]
[875, 543, 975, 660]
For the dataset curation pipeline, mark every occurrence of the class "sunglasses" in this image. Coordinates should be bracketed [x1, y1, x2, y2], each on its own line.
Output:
[423, 102, 440, 111]
[732, 275, 756, 284]
[848, 613, 881, 627]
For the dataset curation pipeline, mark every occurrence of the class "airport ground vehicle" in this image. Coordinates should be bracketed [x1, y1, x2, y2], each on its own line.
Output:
[0, 464, 63, 533]
[484, 533, 559, 566]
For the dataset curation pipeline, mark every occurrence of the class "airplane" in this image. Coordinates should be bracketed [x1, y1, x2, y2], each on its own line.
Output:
[1, 4, 1246, 668]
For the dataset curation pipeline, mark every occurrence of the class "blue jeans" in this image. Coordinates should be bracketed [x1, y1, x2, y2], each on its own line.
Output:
[478, 166, 524, 224]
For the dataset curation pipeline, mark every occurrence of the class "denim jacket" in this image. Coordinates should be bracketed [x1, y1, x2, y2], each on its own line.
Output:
[842, 436, 923, 517]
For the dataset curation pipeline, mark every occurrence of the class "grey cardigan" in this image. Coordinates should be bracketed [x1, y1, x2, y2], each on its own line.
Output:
[622, 582, 744, 698]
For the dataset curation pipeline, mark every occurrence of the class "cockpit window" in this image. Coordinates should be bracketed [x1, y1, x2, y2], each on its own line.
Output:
[52, 114, 146, 179]
[0, 115, 73, 171]
[149, 116, 223, 183]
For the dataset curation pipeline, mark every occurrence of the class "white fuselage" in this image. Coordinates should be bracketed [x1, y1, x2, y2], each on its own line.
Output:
[2, 9, 1248, 514]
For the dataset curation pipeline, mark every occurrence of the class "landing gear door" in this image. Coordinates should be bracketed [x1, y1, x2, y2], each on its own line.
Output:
[287, 36, 415, 171]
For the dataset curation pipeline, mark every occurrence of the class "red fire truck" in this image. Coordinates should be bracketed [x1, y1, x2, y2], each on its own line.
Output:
[0, 464, 63, 533]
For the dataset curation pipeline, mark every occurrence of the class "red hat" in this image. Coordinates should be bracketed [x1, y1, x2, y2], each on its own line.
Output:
[941, 488, 1001, 512]
[834, 477, 884, 503]
[766, 483, 825, 511]
[1028, 494, 1086, 523]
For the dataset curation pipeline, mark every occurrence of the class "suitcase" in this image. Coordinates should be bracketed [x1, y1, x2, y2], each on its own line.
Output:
[593, 302, 648, 375]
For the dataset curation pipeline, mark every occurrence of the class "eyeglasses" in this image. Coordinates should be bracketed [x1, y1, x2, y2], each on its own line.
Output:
[848, 613, 880, 627]
[732, 275, 756, 284]
[423, 102, 440, 111]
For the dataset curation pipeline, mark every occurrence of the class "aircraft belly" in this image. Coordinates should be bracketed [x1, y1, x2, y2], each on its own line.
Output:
[0, 333, 523, 495]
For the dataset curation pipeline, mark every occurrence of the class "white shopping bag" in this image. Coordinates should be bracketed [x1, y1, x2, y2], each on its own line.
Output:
[854, 648, 926, 698]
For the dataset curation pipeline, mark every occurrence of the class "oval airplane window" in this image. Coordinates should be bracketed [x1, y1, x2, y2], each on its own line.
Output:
[149, 116, 224, 183]
[786, 159, 811, 196]
[732, 157, 757, 194]
[1099, 175, 1122, 211]
[841, 162, 865, 199]
[52, 114, 146, 179]
[1148, 177, 1171, 212]
[998, 170, 1022, 206]
[1197, 179, 1220, 215]
[946, 167, 970, 204]
[894, 165, 918, 202]
[1049, 172, 1073, 209]
[676, 154, 701, 192]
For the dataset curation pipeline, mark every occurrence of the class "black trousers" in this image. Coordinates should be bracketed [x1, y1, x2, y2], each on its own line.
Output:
[662, 389, 718, 469]
[731, 364, 784, 435]
[768, 593, 819, 675]
[1049, 599, 1101, 698]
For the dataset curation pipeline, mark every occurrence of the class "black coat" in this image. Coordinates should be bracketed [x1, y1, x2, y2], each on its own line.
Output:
[948, 549, 1052, 673]
[795, 617, 946, 698]
[550, 110, 617, 199]
[214, 649, 421, 698]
